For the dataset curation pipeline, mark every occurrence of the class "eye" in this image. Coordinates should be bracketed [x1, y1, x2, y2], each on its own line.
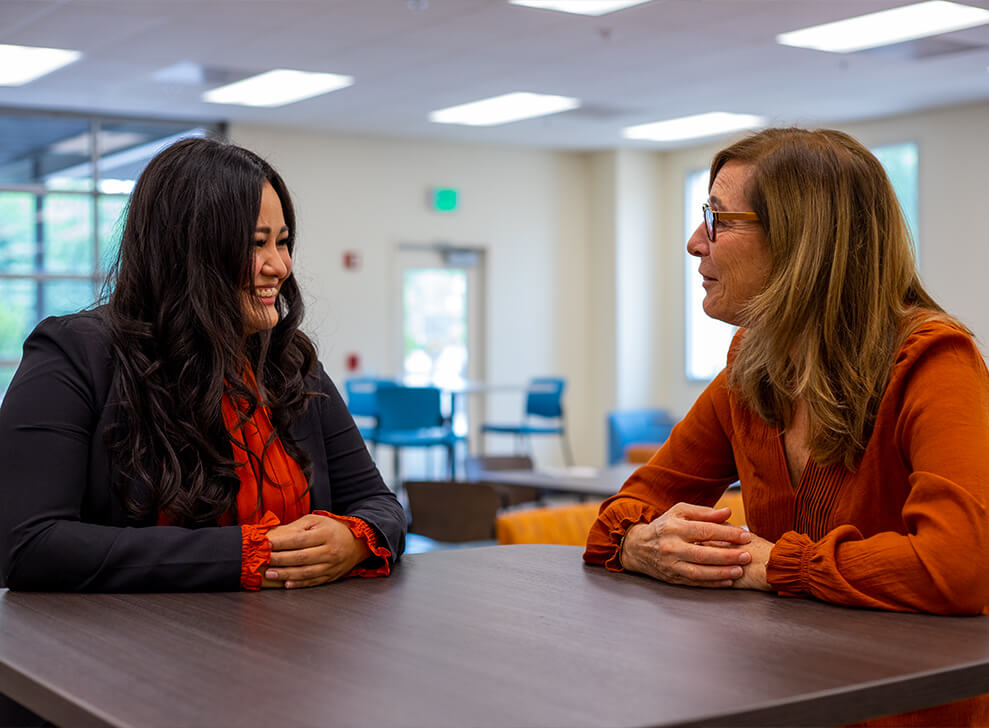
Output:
[277, 236, 290, 247]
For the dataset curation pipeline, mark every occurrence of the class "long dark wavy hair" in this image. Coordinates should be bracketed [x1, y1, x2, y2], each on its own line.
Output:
[104, 137, 318, 524]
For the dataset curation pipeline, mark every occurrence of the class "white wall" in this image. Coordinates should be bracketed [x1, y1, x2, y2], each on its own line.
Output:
[656, 99, 989, 417]
[229, 125, 595, 466]
[231, 99, 989, 467]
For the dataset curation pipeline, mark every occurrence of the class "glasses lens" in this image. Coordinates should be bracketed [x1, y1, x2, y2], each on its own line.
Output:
[703, 204, 715, 241]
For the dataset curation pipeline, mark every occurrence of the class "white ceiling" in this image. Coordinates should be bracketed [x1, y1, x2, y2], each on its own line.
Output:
[1, 0, 988, 149]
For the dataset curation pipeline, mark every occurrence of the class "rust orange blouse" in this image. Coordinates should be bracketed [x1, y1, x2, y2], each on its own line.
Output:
[221, 390, 391, 590]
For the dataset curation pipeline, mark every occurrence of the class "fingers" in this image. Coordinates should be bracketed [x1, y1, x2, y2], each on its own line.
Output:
[264, 563, 345, 587]
[267, 545, 341, 568]
[668, 502, 734, 523]
[683, 542, 752, 566]
[267, 525, 324, 551]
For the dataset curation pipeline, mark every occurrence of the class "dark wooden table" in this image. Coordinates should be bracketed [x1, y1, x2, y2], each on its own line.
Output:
[1, 545, 986, 728]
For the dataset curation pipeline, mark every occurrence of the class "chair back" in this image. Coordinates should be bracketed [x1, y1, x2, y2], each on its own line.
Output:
[496, 501, 602, 546]
[376, 386, 445, 431]
[525, 377, 565, 419]
[406, 481, 502, 542]
[344, 377, 398, 418]
[606, 408, 678, 464]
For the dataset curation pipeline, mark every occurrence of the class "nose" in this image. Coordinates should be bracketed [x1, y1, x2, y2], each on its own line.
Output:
[257, 242, 288, 279]
[686, 221, 709, 258]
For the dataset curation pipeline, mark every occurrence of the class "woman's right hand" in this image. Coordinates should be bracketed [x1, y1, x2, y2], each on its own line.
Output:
[620, 503, 752, 588]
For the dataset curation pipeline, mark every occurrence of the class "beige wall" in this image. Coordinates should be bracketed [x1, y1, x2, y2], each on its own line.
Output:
[232, 99, 989, 467]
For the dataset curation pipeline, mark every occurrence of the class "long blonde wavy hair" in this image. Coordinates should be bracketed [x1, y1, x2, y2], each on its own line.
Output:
[719, 128, 965, 469]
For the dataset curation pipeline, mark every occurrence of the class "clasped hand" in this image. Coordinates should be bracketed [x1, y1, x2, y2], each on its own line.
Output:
[621, 503, 773, 590]
[262, 514, 372, 589]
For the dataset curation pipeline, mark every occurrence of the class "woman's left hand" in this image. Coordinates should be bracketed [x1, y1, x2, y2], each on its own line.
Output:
[262, 514, 373, 589]
[730, 533, 774, 591]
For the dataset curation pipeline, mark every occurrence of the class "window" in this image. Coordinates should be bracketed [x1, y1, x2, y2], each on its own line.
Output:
[683, 141, 919, 381]
[684, 168, 735, 382]
[0, 110, 222, 397]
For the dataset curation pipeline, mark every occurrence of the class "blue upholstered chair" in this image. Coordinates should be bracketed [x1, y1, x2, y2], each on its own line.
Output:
[606, 408, 678, 464]
[344, 377, 399, 449]
[375, 385, 464, 481]
[481, 377, 573, 466]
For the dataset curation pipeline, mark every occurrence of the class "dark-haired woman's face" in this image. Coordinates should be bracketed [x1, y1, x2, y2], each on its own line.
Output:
[243, 182, 292, 335]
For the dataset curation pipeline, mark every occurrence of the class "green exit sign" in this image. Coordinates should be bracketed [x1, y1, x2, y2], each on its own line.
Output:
[431, 187, 459, 212]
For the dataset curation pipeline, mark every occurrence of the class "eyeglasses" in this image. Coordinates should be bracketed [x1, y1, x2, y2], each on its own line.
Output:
[702, 203, 759, 242]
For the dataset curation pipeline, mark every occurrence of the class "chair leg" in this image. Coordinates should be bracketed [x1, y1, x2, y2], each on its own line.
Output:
[447, 443, 456, 480]
[561, 430, 574, 467]
[393, 447, 401, 493]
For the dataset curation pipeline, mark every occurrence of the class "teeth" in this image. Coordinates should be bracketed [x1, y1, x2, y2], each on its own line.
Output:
[256, 287, 278, 298]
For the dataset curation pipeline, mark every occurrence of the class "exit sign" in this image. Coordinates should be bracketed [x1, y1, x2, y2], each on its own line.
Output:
[431, 187, 459, 212]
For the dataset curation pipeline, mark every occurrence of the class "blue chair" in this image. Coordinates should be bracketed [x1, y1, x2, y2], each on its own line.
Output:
[606, 408, 678, 465]
[481, 377, 573, 466]
[375, 386, 465, 482]
[344, 377, 399, 447]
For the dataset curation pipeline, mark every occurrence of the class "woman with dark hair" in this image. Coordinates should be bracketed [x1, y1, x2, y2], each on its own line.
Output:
[0, 137, 405, 592]
[584, 128, 987, 725]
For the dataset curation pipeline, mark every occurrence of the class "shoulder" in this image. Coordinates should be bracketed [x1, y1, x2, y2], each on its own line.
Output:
[25, 307, 113, 365]
[894, 318, 983, 377]
[303, 359, 336, 395]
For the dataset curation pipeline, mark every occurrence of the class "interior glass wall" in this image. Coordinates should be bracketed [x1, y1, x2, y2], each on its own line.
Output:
[0, 110, 223, 397]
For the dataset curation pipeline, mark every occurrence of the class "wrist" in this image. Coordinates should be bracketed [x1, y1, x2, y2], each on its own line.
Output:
[618, 524, 644, 572]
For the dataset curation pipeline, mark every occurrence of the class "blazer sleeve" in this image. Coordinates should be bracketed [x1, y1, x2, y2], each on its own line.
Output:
[0, 315, 242, 592]
[767, 332, 989, 615]
[583, 369, 740, 570]
[308, 363, 406, 563]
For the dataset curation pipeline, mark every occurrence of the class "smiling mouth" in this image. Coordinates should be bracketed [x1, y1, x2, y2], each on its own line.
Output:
[254, 287, 278, 298]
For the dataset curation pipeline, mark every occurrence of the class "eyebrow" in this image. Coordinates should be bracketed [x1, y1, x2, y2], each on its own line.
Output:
[708, 194, 724, 209]
[255, 225, 290, 234]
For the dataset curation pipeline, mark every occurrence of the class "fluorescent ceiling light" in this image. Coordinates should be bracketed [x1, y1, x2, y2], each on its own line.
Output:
[0, 43, 81, 86]
[50, 130, 146, 156]
[509, 0, 652, 15]
[430, 92, 579, 126]
[203, 69, 353, 107]
[623, 112, 765, 142]
[776, 1, 989, 53]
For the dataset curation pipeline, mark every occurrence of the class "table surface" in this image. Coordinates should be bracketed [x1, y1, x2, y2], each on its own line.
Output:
[474, 462, 638, 496]
[1, 545, 987, 728]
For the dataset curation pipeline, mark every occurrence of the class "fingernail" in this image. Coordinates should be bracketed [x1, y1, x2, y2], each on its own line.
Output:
[731, 567, 743, 578]
[284, 581, 295, 589]
[740, 531, 752, 543]
[739, 551, 752, 564]
[265, 569, 278, 579]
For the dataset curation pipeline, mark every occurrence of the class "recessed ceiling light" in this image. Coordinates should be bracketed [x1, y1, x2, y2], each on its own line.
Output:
[202, 69, 353, 107]
[0, 43, 81, 86]
[776, 1, 989, 53]
[429, 92, 580, 126]
[508, 0, 652, 15]
[623, 112, 765, 142]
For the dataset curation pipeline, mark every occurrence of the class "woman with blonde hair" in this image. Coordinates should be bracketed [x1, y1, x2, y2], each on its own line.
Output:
[584, 128, 987, 725]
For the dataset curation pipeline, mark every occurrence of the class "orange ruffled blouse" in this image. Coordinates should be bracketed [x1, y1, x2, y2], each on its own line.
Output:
[221, 390, 391, 590]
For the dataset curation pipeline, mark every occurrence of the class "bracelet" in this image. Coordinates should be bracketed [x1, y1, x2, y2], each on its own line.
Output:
[617, 529, 630, 570]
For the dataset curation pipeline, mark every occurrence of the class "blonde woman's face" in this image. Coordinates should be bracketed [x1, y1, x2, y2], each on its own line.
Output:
[686, 161, 771, 326]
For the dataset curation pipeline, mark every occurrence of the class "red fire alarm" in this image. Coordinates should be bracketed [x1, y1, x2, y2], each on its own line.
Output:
[345, 352, 361, 372]
[343, 250, 362, 270]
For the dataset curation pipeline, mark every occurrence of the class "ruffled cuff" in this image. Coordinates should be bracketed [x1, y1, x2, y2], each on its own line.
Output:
[582, 500, 661, 572]
[766, 530, 814, 597]
[240, 511, 281, 591]
[313, 510, 392, 577]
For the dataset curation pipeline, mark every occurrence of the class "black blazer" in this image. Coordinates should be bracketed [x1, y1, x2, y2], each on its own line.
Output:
[0, 309, 405, 591]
